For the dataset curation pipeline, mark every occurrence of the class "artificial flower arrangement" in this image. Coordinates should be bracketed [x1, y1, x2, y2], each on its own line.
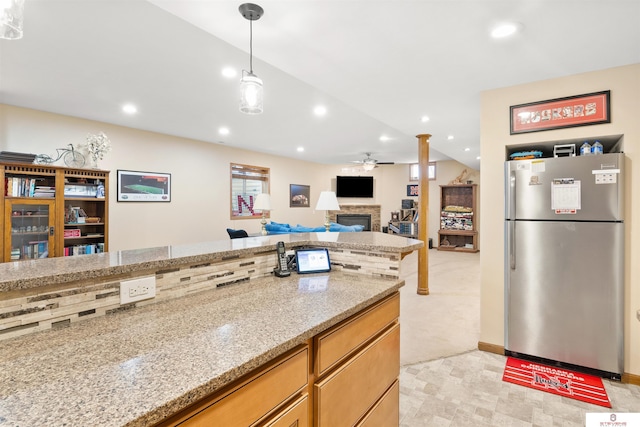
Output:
[85, 132, 111, 165]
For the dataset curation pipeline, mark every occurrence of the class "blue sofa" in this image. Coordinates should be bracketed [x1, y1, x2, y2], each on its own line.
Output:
[265, 221, 364, 235]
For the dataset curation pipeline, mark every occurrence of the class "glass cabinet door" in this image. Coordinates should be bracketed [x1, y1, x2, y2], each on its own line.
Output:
[5, 200, 55, 261]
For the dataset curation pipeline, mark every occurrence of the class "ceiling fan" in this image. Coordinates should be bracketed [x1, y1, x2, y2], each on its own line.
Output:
[352, 153, 394, 171]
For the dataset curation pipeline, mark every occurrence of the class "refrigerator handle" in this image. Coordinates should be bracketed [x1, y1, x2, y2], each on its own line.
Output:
[509, 221, 516, 270]
[505, 168, 516, 220]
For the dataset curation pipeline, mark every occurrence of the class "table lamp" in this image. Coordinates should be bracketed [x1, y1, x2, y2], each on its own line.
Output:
[315, 191, 340, 232]
[254, 193, 271, 235]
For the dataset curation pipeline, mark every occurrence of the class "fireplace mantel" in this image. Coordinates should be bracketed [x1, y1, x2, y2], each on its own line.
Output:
[331, 204, 381, 232]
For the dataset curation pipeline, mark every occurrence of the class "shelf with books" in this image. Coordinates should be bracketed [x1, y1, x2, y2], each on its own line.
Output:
[388, 202, 419, 238]
[1, 162, 110, 262]
[438, 184, 478, 252]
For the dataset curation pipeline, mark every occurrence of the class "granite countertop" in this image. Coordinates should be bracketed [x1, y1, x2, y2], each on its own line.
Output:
[0, 232, 423, 293]
[0, 271, 403, 427]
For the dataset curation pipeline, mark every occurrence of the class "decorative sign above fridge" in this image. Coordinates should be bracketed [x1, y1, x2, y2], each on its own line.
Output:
[510, 90, 610, 135]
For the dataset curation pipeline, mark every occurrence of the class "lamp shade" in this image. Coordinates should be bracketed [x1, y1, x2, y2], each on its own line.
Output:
[254, 193, 271, 210]
[315, 191, 340, 211]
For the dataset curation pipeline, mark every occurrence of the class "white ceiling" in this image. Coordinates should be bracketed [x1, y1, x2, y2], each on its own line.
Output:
[1, 1, 639, 170]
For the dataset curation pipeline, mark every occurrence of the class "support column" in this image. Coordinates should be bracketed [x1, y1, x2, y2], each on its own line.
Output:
[416, 134, 431, 295]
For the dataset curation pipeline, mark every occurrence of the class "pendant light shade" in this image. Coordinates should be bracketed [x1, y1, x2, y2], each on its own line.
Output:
[240, 71, 263, 114]
[0, 0, 25, 40]
[239, 3, 264, 115]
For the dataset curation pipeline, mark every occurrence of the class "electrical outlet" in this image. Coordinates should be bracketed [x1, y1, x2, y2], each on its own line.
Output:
[120, 276, 156, 304]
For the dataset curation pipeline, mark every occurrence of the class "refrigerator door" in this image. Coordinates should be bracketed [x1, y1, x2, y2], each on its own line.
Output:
[505, 153, 624, 221]
[505, 220, 624, 374]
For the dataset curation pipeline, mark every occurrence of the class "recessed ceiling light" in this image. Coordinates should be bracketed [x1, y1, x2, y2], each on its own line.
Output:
[379, 135, 390, 142]
[464, 148, 471, 152]
[447, 135, 454, 140]
[491, 22, 520, 39]
[313, 105, 327, 116]
[421, 115, 430, 123]
[476, 156, 481, 160]
[218, 127, 230, 135]
[122, 104, 137, 114]
[297, 147, 304, 152]
[222, 67, 237, 78]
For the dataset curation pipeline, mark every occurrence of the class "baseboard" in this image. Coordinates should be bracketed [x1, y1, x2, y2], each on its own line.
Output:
[478, 341, 640, 385]
[622, 372, 640, 386]
[477, 341, 504, 355]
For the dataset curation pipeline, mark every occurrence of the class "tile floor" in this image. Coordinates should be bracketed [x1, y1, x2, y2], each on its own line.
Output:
[398, 250, 640, 426]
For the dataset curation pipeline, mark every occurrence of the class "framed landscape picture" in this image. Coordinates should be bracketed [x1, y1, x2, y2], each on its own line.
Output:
[290, 184, 310, 207]
[117, 170, 171, 202]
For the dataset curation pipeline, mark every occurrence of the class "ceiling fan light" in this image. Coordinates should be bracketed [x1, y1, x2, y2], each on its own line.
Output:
[239, 71, 263, 114]
[362, 162, 376, 171]
[0, 0, 25, 40]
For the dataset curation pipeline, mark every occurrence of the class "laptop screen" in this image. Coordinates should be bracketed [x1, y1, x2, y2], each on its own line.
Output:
[295, 248, 331, 274]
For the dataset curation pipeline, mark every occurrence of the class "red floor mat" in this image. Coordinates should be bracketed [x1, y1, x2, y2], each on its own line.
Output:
[502, 357, 611, 408]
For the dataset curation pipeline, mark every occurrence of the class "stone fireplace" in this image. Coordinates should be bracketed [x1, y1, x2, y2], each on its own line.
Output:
[336, 214, 371, 231]
[330, 205, 381, 232]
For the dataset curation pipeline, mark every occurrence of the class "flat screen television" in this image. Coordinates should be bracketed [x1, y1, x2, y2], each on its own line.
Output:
[336, 176, 374, 198]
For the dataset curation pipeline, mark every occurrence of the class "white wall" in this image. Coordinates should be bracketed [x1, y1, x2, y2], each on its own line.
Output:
[1, 105, 465, 251]
[1, 105, 331, 249]
[1, 104, 476, 250]
[479, 63, 640, 377]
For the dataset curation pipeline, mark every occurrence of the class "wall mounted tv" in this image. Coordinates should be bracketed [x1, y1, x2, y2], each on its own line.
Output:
[336, 176, 374, 198]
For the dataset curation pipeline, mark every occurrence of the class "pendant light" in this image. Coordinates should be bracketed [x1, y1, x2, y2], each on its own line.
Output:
[239, 3, 264, 115]
[0, 0, 25, 40]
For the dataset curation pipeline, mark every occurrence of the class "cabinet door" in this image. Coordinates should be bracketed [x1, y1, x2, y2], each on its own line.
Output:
[314, 323, 400, 427]
[4, 200, 55, 261]
[357, 380, 399, 427]
[262, 394, 309, 427]
[177, 346, 309, 427]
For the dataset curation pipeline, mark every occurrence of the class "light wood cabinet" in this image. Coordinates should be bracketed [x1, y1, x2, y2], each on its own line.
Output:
[314, 323, 400, 427]
[263, 394, 309, 427]
[314, 292, 399, 376]
[313, 292, 400, 427]
[156, 292, 401, 427]
[438, 184, 478, 252]
[358, 380, 399, 427]
[1, 163, 109, 262]
[165, 345, 309, 427]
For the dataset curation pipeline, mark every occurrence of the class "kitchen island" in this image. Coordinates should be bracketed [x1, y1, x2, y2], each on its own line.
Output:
[0, 232, 422, 427]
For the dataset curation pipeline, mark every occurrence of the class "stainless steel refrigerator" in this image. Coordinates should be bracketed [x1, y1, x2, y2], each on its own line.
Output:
[504, 152, 624, 379]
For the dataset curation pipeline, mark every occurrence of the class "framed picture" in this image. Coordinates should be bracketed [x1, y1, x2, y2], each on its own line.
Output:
[290, 184, 310, 207]
[117, 170, 171, 202]
[510, 90, 610, 135]
[407, 184, 419, 197]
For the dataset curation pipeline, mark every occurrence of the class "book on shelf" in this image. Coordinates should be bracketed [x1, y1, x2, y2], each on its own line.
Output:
[5, 177, 50, 197]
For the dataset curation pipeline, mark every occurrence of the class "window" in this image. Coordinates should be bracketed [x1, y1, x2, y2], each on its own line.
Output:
[410, 162, 436, 181]
[230, 163, 270, 219]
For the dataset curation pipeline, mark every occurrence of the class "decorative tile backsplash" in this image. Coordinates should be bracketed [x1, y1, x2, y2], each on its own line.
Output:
[0, 247, 400, 341]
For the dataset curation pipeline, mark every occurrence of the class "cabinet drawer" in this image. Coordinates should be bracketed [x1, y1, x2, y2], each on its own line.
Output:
[314, 323, 400, 427]
[315, 292, 399, 376]
[262, 394, 309, 427]
[357, 380, 399, 427]
[179, 346, 308, 427]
